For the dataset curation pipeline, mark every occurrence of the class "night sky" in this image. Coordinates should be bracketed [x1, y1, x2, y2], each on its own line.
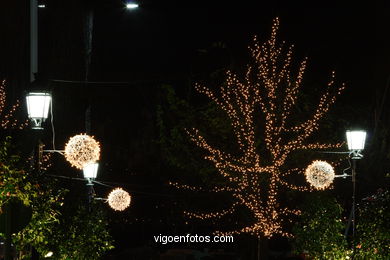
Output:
[0, 0, 389, 258]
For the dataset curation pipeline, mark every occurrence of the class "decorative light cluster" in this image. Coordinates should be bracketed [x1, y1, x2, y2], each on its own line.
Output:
[108, 188, 131, 211]
[172, 18, 345, 238]
[305, 160, 335, 190]
[169, 181, 233, 193]
[39, 152, 52, 172]
[64, 134, 100, 169]
[0, 80, 28, 130]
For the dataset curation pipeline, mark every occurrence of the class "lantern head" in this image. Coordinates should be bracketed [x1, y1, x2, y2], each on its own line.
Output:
[346, 130, 366, 159]
[83, 162, 99, 180]
[26, 91, 51, 129]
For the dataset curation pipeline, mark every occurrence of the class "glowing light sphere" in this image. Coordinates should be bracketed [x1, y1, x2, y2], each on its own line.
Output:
[108, 188, 131, 211]
[305, 160, 335, 190]
[64, 134, 100, 169]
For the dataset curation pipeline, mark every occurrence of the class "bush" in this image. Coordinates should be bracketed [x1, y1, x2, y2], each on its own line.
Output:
[292, 193, 351, 259]
[355, 189, 390, 259]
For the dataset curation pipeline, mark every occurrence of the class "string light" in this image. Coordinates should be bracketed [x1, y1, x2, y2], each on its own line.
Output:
[0, 80, 28, 129]
[64, 134, 100, 169]
[107, 188, 131, 211]
[173, 18, 345, 238]
[305, 160, 335, 190]
[39, 150, 52, 172]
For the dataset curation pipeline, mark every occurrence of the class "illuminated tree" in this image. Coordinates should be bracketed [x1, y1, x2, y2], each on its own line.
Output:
[172, 18, 345, 238]
[0, 80, 27, 130]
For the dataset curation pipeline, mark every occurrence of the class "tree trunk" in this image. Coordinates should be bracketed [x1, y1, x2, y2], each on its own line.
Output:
[257, 235, 269, 260]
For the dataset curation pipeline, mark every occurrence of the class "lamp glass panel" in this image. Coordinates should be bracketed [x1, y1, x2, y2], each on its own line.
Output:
[26, 93, 51, 119]
[83, 162, 99, 179]
[346, 130, 366, 150]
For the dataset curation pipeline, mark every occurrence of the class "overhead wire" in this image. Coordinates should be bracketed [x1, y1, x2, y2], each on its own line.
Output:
[45, 174, 173, 197]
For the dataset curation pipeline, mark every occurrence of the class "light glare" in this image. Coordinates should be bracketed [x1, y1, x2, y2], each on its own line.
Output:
[126, 3, 139, 9]
[44, 251, 53, 258]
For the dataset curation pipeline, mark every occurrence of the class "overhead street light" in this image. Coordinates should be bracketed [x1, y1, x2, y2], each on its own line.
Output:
[126, 2, 139, 9]
[83, 162, 99, 212]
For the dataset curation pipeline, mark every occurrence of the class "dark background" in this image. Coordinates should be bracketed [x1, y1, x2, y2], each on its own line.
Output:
[0, 0, 389, 258]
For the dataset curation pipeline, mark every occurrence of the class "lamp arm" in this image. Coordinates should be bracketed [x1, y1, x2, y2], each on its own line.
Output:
[43, 149, 64, 155]
[334, 174, 351, 178]
[94, 197, 108, 201]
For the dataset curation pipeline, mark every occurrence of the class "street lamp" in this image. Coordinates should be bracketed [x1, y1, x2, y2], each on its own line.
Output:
[83, 162, 99, 181]
[345, 129, 366, 252]
[83, 162, 99, 212]
[26, 91, 52, 130]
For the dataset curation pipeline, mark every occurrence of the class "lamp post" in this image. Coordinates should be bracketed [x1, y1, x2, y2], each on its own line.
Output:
[83, 162, 99, 211]
[345, 130, 366, 254]
[24, 87, 52, 260]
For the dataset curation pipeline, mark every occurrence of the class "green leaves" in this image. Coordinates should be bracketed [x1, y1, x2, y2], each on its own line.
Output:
[0, 137, 113, 259]
[292, 190, 390, 259]
[0, 137, 66, 258]
[355, 189, 390, 259]
[292, 193, 351, 259]
[47, 203, 114, 260]
[0, 137, 30, 208]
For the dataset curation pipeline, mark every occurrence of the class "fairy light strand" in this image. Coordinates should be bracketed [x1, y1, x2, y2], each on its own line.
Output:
[0, 80, 28, 130]
[174, 18, 346, 238]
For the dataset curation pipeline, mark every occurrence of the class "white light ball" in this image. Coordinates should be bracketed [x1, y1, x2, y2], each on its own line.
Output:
[108, 188, 131, 211]
[305, 160, 335, 190]
[64, 134, 100, 169]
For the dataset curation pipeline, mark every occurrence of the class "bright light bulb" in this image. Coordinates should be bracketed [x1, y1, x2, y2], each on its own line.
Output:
[346, 130, 366, 151]
[44, 251, 53, 258]
[126, 3, 139, 9]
